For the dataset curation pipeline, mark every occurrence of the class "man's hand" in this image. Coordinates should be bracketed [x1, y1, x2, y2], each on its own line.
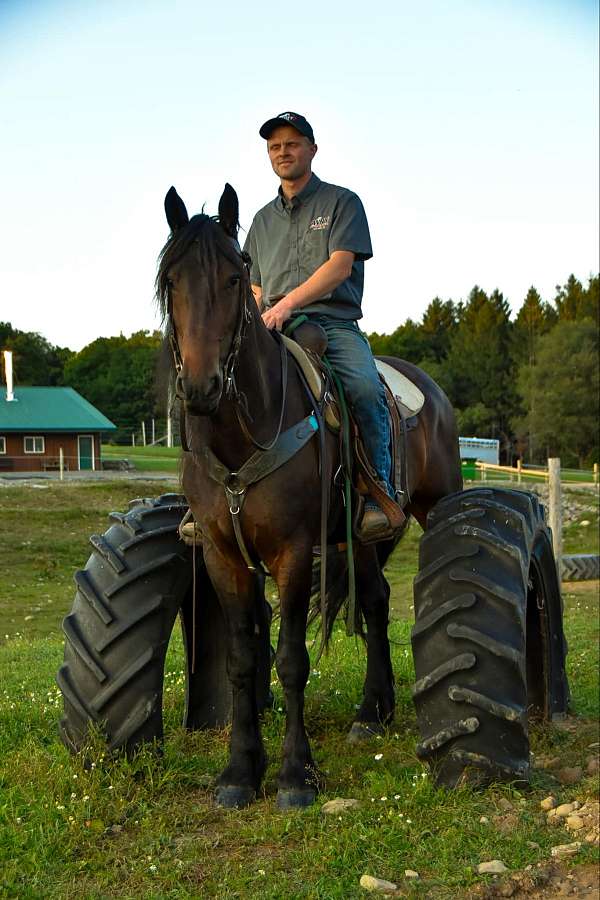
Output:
[262, 298, 293, 331]
[260, 251, 355, 330]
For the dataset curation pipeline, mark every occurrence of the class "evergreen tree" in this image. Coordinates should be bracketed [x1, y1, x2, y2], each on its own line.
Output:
[553, 274, 599, 324]
[368, 320, 428, 362]
[512, 287, 556, 460]
[583, 274, 599, 325]
[516, 320, 599, 466]
[514, 287, 556, 361]
[367, 331, 393, 356]
[444, 287, 515, 447]
[420, 297, 457, 362]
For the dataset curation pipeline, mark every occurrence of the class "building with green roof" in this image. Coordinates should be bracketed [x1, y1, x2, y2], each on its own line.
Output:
[0, 386, 116, 473]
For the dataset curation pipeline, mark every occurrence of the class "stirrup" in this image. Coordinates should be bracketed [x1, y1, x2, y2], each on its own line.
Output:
[355, 497, 396, 545]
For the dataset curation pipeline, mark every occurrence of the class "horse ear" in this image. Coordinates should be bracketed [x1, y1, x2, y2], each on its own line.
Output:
[164, 186, 189, 232]
[218, 183, 239, 238]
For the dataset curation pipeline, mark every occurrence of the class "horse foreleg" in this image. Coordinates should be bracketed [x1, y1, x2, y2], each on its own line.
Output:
[204, 544, 267, 808]
[348, 545, 395, 743]
[271, 542, 316, 809]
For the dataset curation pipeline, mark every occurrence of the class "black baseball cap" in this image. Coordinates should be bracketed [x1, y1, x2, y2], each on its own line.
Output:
[259, 112, 315, 143]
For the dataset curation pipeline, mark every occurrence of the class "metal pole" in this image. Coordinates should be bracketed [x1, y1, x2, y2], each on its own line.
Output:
[59, 447, 64, 482]
[548, 457, 562, 573]
[141, 421, 146, 447]
[167, 416, 172, 448]
[152, 418, 155, 444]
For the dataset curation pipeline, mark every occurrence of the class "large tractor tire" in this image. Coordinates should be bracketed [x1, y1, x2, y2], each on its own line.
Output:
[411, 487, 569, 788]
[57, 494, 272, 755]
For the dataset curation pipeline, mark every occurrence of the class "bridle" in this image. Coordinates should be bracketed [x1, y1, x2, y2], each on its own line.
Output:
[167, 238, 288, 452]
[167, 241, 251, 389]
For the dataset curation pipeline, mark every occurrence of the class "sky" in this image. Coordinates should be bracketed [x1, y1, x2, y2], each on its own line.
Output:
[0, 0, 598, 351]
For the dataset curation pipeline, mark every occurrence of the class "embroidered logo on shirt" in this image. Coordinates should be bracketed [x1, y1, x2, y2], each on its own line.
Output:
[309, 215, 330, 231]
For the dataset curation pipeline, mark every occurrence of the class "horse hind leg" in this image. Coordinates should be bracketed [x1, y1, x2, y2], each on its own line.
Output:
[347, 545, 395, 743]
[272, 543, 318, 809]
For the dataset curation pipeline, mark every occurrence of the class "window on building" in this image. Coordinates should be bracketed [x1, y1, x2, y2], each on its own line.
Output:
[0, 437, 6, 454]
[24, 436, 45, 454]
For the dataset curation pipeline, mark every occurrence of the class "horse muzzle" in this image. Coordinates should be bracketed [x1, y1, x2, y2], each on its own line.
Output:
[176, 372, 223, 415]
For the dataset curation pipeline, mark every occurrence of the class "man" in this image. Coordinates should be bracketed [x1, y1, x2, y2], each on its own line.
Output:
[243, 111, 395, 541]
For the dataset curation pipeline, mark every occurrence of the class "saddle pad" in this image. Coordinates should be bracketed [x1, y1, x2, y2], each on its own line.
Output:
[375, 360, 425, 418]
[281, 334, 324, 399]
[281, 335, 340, 430]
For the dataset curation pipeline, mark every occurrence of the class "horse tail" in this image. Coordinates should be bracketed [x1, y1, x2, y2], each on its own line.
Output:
[308, 548, 366, 658]
[308, 518, 411, 658]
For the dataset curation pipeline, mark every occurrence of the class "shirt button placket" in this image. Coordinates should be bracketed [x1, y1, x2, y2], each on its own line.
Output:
[294, 219, 299, 286]
[290, 209, 299, 287]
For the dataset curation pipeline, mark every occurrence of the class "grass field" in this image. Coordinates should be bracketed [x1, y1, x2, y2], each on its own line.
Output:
[101, 444, 180, 473]
[0, 480, 598, 898]
[100, 444, 598, 485]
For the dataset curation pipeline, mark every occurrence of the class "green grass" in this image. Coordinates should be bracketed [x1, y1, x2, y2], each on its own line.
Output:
[0, 481, 598, 898]
[464, 469, 598, 484]
[103, 445, 598, 483]
[102, 444, 180, 473]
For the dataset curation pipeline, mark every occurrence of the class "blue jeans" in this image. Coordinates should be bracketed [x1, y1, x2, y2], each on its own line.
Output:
[309, 316, 392, 496]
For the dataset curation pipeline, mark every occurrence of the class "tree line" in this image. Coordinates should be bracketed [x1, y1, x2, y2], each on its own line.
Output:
[1, 273, 597, 465]
[368, 273, 598, 467]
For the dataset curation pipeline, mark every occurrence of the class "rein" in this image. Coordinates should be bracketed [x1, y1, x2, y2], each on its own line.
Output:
[233, 335, 289, 452]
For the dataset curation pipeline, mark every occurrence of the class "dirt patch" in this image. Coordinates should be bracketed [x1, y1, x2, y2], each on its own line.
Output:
[470, 862, 599, 898]
[562, 581, 600, 597]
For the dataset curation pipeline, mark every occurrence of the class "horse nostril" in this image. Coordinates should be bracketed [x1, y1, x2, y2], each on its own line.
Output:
[175, 374, 185, 399]
[209, 373, 223, 397]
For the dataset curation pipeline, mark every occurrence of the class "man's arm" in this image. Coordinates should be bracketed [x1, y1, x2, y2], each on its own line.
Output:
[261, 250, 354, 330]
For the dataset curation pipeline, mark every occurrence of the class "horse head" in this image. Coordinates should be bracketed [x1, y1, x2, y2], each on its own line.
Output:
[158, 184, 248, 415]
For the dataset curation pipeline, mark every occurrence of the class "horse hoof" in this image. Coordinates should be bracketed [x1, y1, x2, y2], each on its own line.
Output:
[347, 721, 385, 744]
[215, 785, 256, 808]
[276, 788, 316, 809]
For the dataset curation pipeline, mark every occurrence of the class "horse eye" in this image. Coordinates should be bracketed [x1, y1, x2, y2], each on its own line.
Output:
[228, 274, 241, 288]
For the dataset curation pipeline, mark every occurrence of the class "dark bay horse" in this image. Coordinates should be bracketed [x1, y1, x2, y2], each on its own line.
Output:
[156, 184, 462, 809]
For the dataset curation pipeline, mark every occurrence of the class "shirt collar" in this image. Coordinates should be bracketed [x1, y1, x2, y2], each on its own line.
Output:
[277, 172, 321, 210]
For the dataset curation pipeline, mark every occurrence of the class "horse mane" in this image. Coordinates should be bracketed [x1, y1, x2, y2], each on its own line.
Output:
[154, 213, 243, 322]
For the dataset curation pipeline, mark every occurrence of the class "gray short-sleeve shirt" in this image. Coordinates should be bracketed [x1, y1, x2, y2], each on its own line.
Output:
[243, 173, 372, 320]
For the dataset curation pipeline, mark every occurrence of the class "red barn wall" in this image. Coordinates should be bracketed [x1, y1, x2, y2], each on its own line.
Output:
[0, 433, 103, 472]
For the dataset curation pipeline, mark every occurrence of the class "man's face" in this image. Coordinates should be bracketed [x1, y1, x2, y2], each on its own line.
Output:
[266, 125, 317, 181]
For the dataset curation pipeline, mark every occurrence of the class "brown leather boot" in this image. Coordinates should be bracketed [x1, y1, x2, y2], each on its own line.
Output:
[179, 519, 203, 544]
[356, 497, 394, 543]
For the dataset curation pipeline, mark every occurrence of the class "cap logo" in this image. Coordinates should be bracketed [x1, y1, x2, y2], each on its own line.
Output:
[279, 113, 297, 122]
